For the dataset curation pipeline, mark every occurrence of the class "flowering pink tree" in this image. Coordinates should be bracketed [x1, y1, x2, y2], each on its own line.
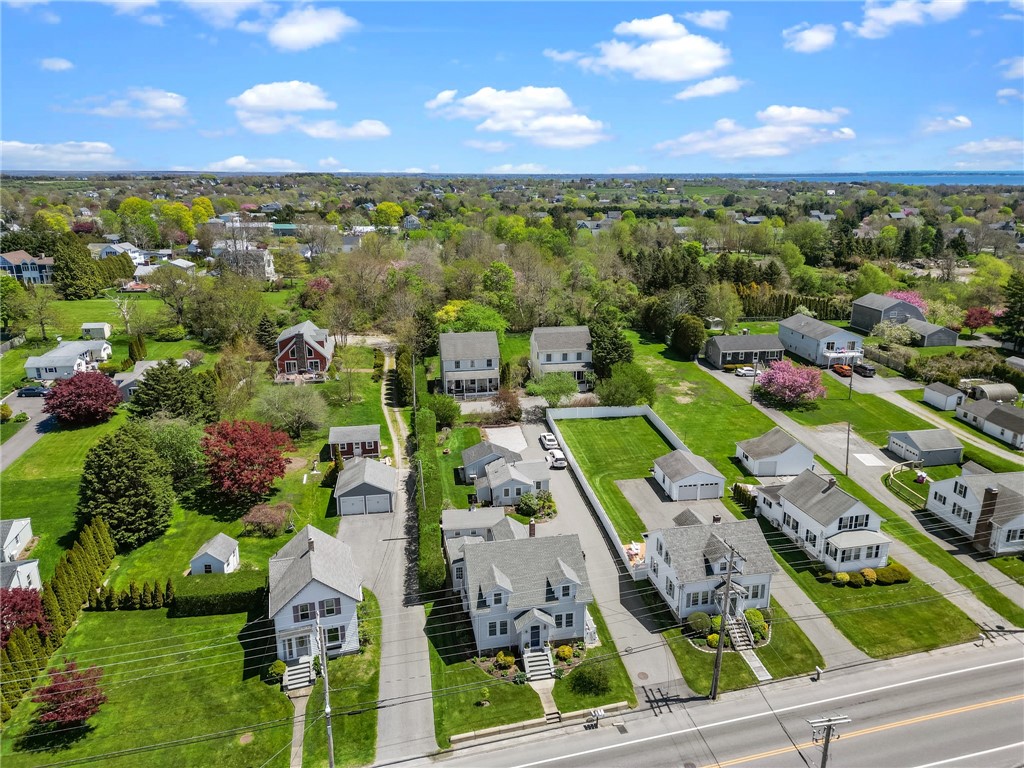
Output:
[756, 360, 827, 406]
[884, 290, 927, 312]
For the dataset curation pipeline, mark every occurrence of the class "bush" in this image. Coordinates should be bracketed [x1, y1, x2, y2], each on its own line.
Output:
[170, 571, 266, 617]
[553, 667, 565, 680]
[154, 325, 187, 342]
[426, 394, 460, 429]
[743, 608, 764, 626]
[706, 633, 720, 648]
[889, 562, 912, 583]
[513, 671, 528, 685]
[847, 572, 865, 588]
[874, 566, 895, 586]
[860, 568, 877, 585]
[98, 361, 120, 376]
[833, 572, 850, 587]
[43, 372, 123, 426]
[242, 502, 292, 537]
[568, 662, 610, 695]
[0, 403, 10, 423]
[688, 611, 712, 636]
[710, 614, 722, 632]
[13, 412, 28, 423]
[555, 644, 574, 662]
[494, 650, 515, 670]
[266, 660, 287, 685]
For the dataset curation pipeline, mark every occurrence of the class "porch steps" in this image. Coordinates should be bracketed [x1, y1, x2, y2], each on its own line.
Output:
[522, 649, 554, 681]
[282, 659, 315, 691]
[725, 617, 754, 652]
[544, 711, 562, 724]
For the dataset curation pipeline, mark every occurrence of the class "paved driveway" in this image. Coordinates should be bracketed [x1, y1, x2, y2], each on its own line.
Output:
[1, 392, 55, 472]
[616, 478, 731, 529]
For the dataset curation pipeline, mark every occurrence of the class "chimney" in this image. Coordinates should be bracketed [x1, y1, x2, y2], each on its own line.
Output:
[972, 487, 999, 553]
[307, 537, 315, 553]
[712, 514, 722, 524]
[529, 518, 536, 538]
[825, 478, 837, 491]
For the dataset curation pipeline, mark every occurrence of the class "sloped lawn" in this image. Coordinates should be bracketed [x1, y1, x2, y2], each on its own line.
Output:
[550, 603, 637, 713]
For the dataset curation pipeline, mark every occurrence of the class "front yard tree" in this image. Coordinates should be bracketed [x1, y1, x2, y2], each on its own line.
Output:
[871, 320, 920, 348]
[129, 360, 216, 422]
[670, 314, 706, 359]
[0, 588, 51, 647]
[963, 306, 993, 338]
[0, 274, 26, 332]
[43, 372, 122, 426]
[142, 416, 207, 490]
[594, 362, 655, 406]
[372, 201, 404, 228]
[32, 660, 106, 727]
[755, 360, 826, 406]
[590, 313, 633, 378]
[533, 372, 579, 407]
[52, 233, 102, 300]
[253, 385, 329, 439]
[202, 420, 293, 498]
[78, 423, 174, 550]
[1000, 269, 1024, 352]
[426, 393, 461, 429]
[148, 265, 197, 327]
[24, 285, 59, 341]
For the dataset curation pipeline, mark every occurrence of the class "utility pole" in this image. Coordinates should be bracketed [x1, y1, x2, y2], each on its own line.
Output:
[844, 421, 852, 476]
[316, 612, 336, 768]
[709, 544, 736, 701]
[807, 715, 850, 768]
[749, 358, 759, 404]
[847, 364, 854, 400]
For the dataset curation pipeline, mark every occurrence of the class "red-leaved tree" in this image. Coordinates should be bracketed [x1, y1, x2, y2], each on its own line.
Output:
[202, 420, 293, 498]
[963, 307, 994, 337]
[43, 372, 122, 426]
[884, 290, 927, 312]
[33, 660, 106, 726]
[755, 360, 827, 406]
[0, 588, 51, 648]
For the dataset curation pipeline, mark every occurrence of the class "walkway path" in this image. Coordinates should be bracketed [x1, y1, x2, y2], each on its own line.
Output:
[739, 650, 771, 682]
[288, 689, 311, 768]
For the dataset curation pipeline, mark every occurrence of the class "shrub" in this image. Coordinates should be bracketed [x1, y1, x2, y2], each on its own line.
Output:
[760, 606, 773, 624]
[513, 671, 528, 685]
[743, 608, 764, 626]
[43, 372, 123, 426]
[833, 572, 850, 587]
[710, 614, 722, 632]
[688, 611, 712, 636]
[874, 566, 895, 586]
[568, 662, 610, 696]
[242, 502, 293, 537]
[0, 403, 10, 423]
[13, 412, 28, 423]
[847, 572, 865, 588]
[154, 325, 187, 342]
[555, 645, 574, 662]
[553, 667, 565, 680]
[706, 633, 720, 648]
[494, 650, 515, 670]
[183, 349, 205, 367]
[426, 394, 460, 429]
[266, 660, 287, 685]
[860, 568, 877, 585]
[170, 571, 266, 617]
[889, 563, 912, 583]
[98, 361, 120, 376]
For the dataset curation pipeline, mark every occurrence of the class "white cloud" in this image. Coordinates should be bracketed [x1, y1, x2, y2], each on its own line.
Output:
[74, 87, 188, 128]
[997, 87, 1024, 102]
[0, 140, 124, 170]
[427, 85, 609, 148]
[999, 56, 1024, 79]
[655, 106, 855, 159]
[138, 13, 165, 25]
[267, 6, 358, 51]
[103, 1, 159, 15]
[204, 155, 303, 172]
[227, 81, 336, 112]
[683, 10, 731, 30]
[952, 136, 1024, 154]
[543, 48, 582, 63]
[424, 89, 457, 109]
[843, 0, 968, 39]
[608, 164, 647, 173]
[40, 57, 73, 71]
[297, 119, 390, 140]
[782, 22, 837, 53]
[464, 139, 512, 152]
[404, 167, 425, 174]
[40, 10, 59, 23]
[923, 114, 972, 132]
[227, 81, 386, 140]
[318, 156, 352, 171]
[572, 13, 730, 82]
[674, 75, 746, 100]
[181, 1, 267, 28]
[487, 163, 547, 174]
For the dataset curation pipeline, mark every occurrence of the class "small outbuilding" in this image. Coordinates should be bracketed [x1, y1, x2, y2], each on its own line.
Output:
[887, 429, 964, 467]
[653, 450, 725, 501]
[329, 424, 381, 460]
[1005, 357, 1024, 374]
[190, 533, 240, 575]
[970, 382, 1019, 403]
[923, 382, 964, 411]
[81, 322, 112, 340]
[735, 427, 814, 477]
[333, 457, 398, 515]
[903, 319, 958, 348]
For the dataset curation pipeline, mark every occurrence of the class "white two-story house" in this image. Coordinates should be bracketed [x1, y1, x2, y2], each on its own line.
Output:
[439, 331, 500, 399]
[778, 314, 863, 367]
[926, 469, 1024, 556]
[756, 470, 890, 571]
[475, 458, 550, 507]
[643, 510, 777, 622]
[529, 326, 594, 391]
[441, 508, 529, 594]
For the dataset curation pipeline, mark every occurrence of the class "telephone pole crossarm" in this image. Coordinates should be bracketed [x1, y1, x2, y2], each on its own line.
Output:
[807, 715, 851, 768]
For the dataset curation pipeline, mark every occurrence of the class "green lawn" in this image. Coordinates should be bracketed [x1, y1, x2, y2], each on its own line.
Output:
[898, 389, 1024, 459]
[499, 332, 530, 366]
[0, 610, 291, 768]
[437, 427, 481, 509]
[550, 603, 637, 713]
[754, 599, 825, 678]
[990, 556, 1024, 587]
[425, 597, 543, 749]
[286, 372, 391, 458]
[664, 632, 757, 696]
[886, 465, 963, 508]
[556, 416, 673, 543]
[0, 419, 26, 444]
[304, 591, 381, 768]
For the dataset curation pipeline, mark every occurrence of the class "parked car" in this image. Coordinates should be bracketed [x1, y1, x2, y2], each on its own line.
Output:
[539, 432, 558, 450]
[734, 367, 757, 377]
[17, 386, 49, 397]
[853, 362, 876, 378]
[832, 364, 853, 377]
[547, 449, 567, 468]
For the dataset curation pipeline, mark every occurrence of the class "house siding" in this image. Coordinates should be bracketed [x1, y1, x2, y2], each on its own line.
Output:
[850, 300, 925, 333]
[272, 580, 360, 663]
[653, 465, 724, 501]
[735, 444, 814, 477]
[923, 388, 963, 411]
[190, 549, 239, 575]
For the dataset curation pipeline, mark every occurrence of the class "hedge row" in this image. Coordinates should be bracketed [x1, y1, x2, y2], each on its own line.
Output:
[170, 570, 267, 617]
[414, 407, 446, 595]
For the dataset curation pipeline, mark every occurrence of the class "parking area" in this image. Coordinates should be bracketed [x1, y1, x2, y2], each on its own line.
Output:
[616, 477, 732, 531]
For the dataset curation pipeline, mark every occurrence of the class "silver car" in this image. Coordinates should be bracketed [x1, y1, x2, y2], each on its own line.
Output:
[734, 366, 757, 377]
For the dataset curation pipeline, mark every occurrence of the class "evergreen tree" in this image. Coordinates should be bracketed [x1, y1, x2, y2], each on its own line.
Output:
[41, 586, 65, 641]
[5, 630, 31, 695]
[255, 314, 278, 351]
[51, 232, 102, 300]
[153, 582, 164, 609]
[1000, 269, 1024, 353]
[128, 359, 214, 421]
[590, 313, 634, 378]
[129, 581, 141, 610]
[165, 578, 175, 606]
[105, 588, 117, 612]
[141, 582, 153, 610]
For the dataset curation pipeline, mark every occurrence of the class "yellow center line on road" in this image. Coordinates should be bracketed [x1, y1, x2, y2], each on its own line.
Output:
[700, 693, 1024, 768]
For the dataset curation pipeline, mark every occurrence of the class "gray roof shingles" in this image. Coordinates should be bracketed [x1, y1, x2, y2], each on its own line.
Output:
[438, 331, 499, 361]
[268, 525, 362, 617]
[531, 326, 592, 352]
[655, 517, 779, 583]
[461, 440, 522, 468]
[706, 334, 783, 353]
[926, 382, 961, 397]
[736, 427, 802, 460]
[654, 450, 724, 483]
[333, 457, 398, 497]
[193, 533, 238, 563]
[779, 314, 851, 341]
[890, 429, 962, 453]
[778, 470, 860, 525]
[329, 424, 380, 445]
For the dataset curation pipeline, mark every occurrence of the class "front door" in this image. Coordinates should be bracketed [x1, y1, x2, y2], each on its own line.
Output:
[530, 625, 541, 649]
[285, 635, 310, 660]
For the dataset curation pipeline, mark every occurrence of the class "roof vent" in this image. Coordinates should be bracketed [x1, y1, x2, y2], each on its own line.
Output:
[307, 537, 315, 553]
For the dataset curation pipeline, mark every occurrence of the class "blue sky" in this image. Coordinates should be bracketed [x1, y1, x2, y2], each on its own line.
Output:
[1, 0, 1023, 173]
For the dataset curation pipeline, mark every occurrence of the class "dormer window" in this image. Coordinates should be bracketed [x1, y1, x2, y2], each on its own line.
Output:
[493, 592, 502, 605]
[561, 353, 568, 361]
[454, 360, 461, 369]
[561, 585, 570, 598]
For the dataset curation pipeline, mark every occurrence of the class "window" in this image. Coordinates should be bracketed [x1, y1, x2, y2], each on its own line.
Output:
[665, 579, 675, 598]
[825, 342, 836, 351]
[455, 566, 463, 580]
[306, 345, 315, 357]
[952, 504, 973, 524]
[865, 545, 881, 559]
[493, 592, 503, 605]
[504, 488, 510, 498]
[561, 585, 571, 598]
[576, 352, 583, 361]
[783, 513, 799, 533]
[554, 614, 563, 629]
[454, 360, 461, 369]
[486, 359, 493, 367]
[289, 347, 296, 358]
[954, 482, 967, 498]
[319, 598, 341, 617]
[656, 539, 663, 556]
[933, 492, 947, 505]
[488, 622, 498, 636]
[838, 514, 869, 531]
[1006, 529, 1024, 543]
[748, 584, 765, 600]
[203, 563, 212, 574]
[564, 613, 574, 628]
[498, 620, 507, 634]
[664, 552, 672, 567]
[650, 559, 658, 577]
[292, 603, 314, 622]
[825, 542, 838, 560]
[545, 353, 552, 362]
[515, 487, 522, 497]
[686, 591, 712, 608]
[326, 627, 345, 646]
[805, 531, 818, 548]
[535, 481, 543, 490]
[45, 366, 57, 374]
[719, 562, 729, 573]
[840, 548, 861, 563]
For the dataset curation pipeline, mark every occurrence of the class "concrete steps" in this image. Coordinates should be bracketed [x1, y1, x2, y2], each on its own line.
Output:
[725, 617, 754, 652]
[282, 659, 314, 691]
[523, 649, 554, 681]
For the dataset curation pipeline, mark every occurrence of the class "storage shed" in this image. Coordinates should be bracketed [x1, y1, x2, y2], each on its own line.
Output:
[970, 383, 1019, 403]
[923, 382, 964, 411]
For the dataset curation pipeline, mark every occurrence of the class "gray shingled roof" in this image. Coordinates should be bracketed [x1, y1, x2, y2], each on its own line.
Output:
[442, 508, 507, 531]
[903, 319, 949, 338]
[462, 534, 592, 612]
[960, 400, 1024, 433]
[706, 334, 783, 353]
[81, 322, 110, 329]
[333, 457, 398, 497]
[953, 471, 1024, 526]
[778, 470, 860, 525]
[654, 450, 724, 483]
[268, 525, 361, 617]
[329, 424, 380, 445]
[890, 429, 962, 453]
[0, 560, 39, 589]
[961, 460, 993, 476]
[192, 533, 238, 563]
[852, 293, 900, 311]
[438, 331, 499, 361]
[461, 440, 521, 468]
[926, 382, 961, 397]
[531, 326, 592, 352]
[476, 458, 549, 491]
[513, 607, 555, 632]
[779, 314, 849, 341]
[654, 517, 779, 583]
[736, 427, 801, 460]
[0, 518, 28, 543]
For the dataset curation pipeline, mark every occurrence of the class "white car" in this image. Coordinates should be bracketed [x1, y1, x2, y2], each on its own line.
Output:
[547, 449, 567, 469]
[539, 432, 558, 450]
[734, 366, 757, 377]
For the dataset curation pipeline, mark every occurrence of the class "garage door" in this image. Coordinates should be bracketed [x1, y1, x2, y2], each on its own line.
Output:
[760, 461, 777, 476]
[677, 483, 698, 501]
[341, 496, 365, 515]
[365, 494, 391, 513]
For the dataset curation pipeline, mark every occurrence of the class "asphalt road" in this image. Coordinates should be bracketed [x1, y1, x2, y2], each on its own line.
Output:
[0, 390, 54, 472]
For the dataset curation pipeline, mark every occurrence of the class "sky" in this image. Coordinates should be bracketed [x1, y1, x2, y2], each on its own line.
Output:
[1, 0, 1023, 174]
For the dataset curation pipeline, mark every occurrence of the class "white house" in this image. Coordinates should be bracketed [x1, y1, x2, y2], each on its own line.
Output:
[81, 322, 112, 340]
[333, 457, 398, 515]
[23, 340, 113, 381]
[438, 331, 500, 399]
[268, 526, 363, 688]
[460, 441, 522, 484]
[0, 559, 41, 591]
[643, 510, 777, 622]
[886, 429, 963, 467]
[653, 450, 725, 501]
[475, 458, 550, 506]
[459, 534, 596, 678]
[956, 400, 1024, 449]
[97, 242, 144, 265]
[926, 469, 1024, 555]
[778, 314, 863, 367]
[441, 508, 528, 594]
[112, 359, 190, 401]
[735, 428, 814, 477]
[1, 518, 32, 563]
[756, 470, 890, 572]
[529, 326, 594, 391]
[923, 382, 964, 411]
[190, 533, 240, 575]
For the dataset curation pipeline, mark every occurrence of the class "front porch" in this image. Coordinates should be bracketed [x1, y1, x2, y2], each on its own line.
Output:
[444, 377, 499, 400]
[823, 530, 890, 572]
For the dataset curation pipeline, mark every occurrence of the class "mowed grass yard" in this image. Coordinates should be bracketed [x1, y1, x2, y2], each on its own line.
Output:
[557, 416, 674, 543]
[437, 427, 481, 509]
[898, 388, 1024, 458]
[550, 604, 636, 713]
[0, 610, 291, 768]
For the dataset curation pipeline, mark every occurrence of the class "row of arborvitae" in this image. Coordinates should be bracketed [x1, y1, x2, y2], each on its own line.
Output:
[88, 579, 175, 612]
[0, 518, 116, 723]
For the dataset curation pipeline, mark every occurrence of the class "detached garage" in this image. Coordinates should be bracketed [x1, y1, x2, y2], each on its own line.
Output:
[887, 429, 964, 467]
[334, 457, 398, 516]
[653, 449, 725, 501]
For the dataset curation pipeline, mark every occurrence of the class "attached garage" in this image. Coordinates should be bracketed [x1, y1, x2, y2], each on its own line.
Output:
[333, 457, 398, 516]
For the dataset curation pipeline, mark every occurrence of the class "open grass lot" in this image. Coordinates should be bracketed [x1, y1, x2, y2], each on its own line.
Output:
[304, 591, 381, 768]
[886, 465, 963, 508]
[0, 419, 26, 444]
[499, 332, 530, 366]
[0, 610, 291, 768]
[557, 416, 673, 543]
[0, 414, 125, 579]
[990, 556, 1024, 587]
[550, 603, 636, 713]
[425, 597, 543, 749]
[755, 599, 825, 679]
[898, 389, 1024, 459]
[437, 426, 481, 509]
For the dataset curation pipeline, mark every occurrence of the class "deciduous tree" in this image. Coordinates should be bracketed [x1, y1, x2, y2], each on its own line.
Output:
[0, 274, 26, 332]
[871, 320, 921, 347]
[23, 285, 59, 341]
[32, 660, 106, 726]
[190, 196, 216, 229]
[0, 589, 51, 648]
[202, 420, 293, 498]
[372, 201, 404, 228]
[426, 393, 460, 429]
[253, 385, 328, 439]
[963, 306, 993, 337]
[755, 360, 826, 406]
[594, 362, 655, 406]
[531, 372, 579, 407]
[142, 416, 207, 490]
[670, 314, 706, 359]
[43, 372, 122, 426]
